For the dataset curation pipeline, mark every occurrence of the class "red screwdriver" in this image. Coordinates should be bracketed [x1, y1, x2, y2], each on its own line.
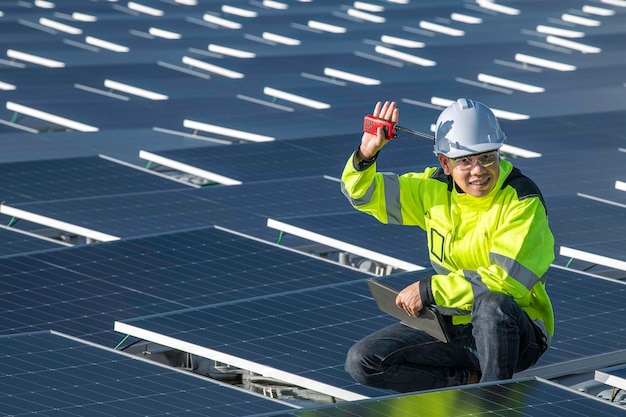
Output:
[363, 114, 434, 141]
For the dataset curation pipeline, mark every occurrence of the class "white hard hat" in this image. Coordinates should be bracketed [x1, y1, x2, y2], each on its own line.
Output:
[433, 98, 506, 158]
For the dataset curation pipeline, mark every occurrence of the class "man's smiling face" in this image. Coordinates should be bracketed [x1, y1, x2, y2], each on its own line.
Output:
[439, 151, 500, 198]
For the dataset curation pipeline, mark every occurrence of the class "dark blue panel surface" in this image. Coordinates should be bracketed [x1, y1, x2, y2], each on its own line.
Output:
[118, 266, 626, 398]
[1, 0, 626, 414]
[269, 212, 431, 269]
[0, 227, 370, 347]
[0, 227, 62, 258]
[0, 156, 185, 204]
[545, 194, 626, 266]
[254, 378, 624, 417]
[564, 240, 626, 263]
[146, 133, 435, 183]
[0, 331, 290, 417]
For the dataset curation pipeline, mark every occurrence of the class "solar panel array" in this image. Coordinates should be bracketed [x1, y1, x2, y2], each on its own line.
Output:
[253, 378, 625, 417]
[1, 0, 626, 415]
[0, 331, 293, 416]
[115, 265, 626, 401]
[0, 227, 371, 347]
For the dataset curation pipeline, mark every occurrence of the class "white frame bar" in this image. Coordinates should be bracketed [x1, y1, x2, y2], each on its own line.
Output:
[7, 49, 65, 68]
[477, 73, 545, 93]
[595, 366, 626, 391]
[183, 119, 274, 142]
[85, 36, 129, 52]
[347, 8, 386, 23]
[139, 150, 242, 186]
[545, 36, 600, 54]
[114, 321, 368, 401]
[500, 144, 542, 158]
[263, 87, 331, 109]
[0, 205, 120, 242]
[374, 45, 436, 66]
[104, 80, 168, 100]
[323, 68, 380, 85]
[182, 56, 244, 79]
[419, 21, 464, 36]
[6, 101, 99, 132]
[267, 218, 425, 272]
[514, 53, 576, 71]
[560, 246, 626, 272]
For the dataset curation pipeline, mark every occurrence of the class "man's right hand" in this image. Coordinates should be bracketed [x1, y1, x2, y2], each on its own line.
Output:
[358, 101, 398, 160]
[395, 280, 424, 317]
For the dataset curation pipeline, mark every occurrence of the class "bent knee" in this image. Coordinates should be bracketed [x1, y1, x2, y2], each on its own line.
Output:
[473, 292, 522, 324]
[345, 341, 384, 384]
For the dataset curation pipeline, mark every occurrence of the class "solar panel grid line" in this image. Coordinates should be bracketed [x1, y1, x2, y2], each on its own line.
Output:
[0, 330, 294, 416]
[97, 153, 201, 188]
[577, 192, 626, 209]
[0, 155, 189, 204]
[0, 225, 68, 259]
[0, 226, 375, 347]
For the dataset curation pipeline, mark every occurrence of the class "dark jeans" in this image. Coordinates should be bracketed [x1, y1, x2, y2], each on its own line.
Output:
[345, 292, 546, 392]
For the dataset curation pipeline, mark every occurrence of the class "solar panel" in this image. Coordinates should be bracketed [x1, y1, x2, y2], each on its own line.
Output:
[545, 195, 626, 267]
[0, 226, 371, 347]
[527, 266, 626, 374]
[0, 331, 292, 416]
[0, 128, 216, 165]
[0, 227, 64, 258]
[560, 240, 626, 274]
[115, 265, 626, 401]
[1, 188, 245, 238]
[251, 378, 625, 417]
[267, 212, 431, 272]
[508, 147, 626, 198]
[0, 155, 186, 204]
[142, 133, 434, 184]
[115, 278, 397, 401]
[2, 0, 626, 415]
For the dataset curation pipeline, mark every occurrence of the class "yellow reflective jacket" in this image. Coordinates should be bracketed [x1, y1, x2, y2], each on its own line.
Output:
[341, 152, 555, 339]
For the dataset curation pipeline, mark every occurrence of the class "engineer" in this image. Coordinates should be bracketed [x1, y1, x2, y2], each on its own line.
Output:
[341, 99, 554, 392]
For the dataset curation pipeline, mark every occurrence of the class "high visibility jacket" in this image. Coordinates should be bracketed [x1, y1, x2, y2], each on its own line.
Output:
[341, 152, 555, 340]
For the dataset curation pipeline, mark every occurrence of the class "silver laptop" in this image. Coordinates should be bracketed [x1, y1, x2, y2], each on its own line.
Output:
[367, 279, 450, 343]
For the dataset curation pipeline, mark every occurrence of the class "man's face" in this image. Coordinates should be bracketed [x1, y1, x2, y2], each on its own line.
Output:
[439, 151, 500, 198]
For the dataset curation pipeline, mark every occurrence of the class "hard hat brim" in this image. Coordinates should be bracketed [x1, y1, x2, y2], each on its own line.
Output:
[434, 142, 504, 159]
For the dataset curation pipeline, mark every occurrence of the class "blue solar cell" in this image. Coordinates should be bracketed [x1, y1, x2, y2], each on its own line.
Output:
[268, 211, 431, 270]
[0, 156, 185, 204]
[0, 331, 291, 416]
[148, 133, 434, 183]
[0, 227, 62, 258]
[116, 266, 626, 399]
[252, 378, 625, 417]
[0, 226, 371, 346]
[1, 0, 626, 414]
[545, 194, 626, 257]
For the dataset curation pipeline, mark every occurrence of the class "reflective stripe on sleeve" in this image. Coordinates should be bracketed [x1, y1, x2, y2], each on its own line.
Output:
[341, 180, 376, 207]
[463, 270, 490, 300]
[382, 173, 402, 225]
[489, 253, 543, 288]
